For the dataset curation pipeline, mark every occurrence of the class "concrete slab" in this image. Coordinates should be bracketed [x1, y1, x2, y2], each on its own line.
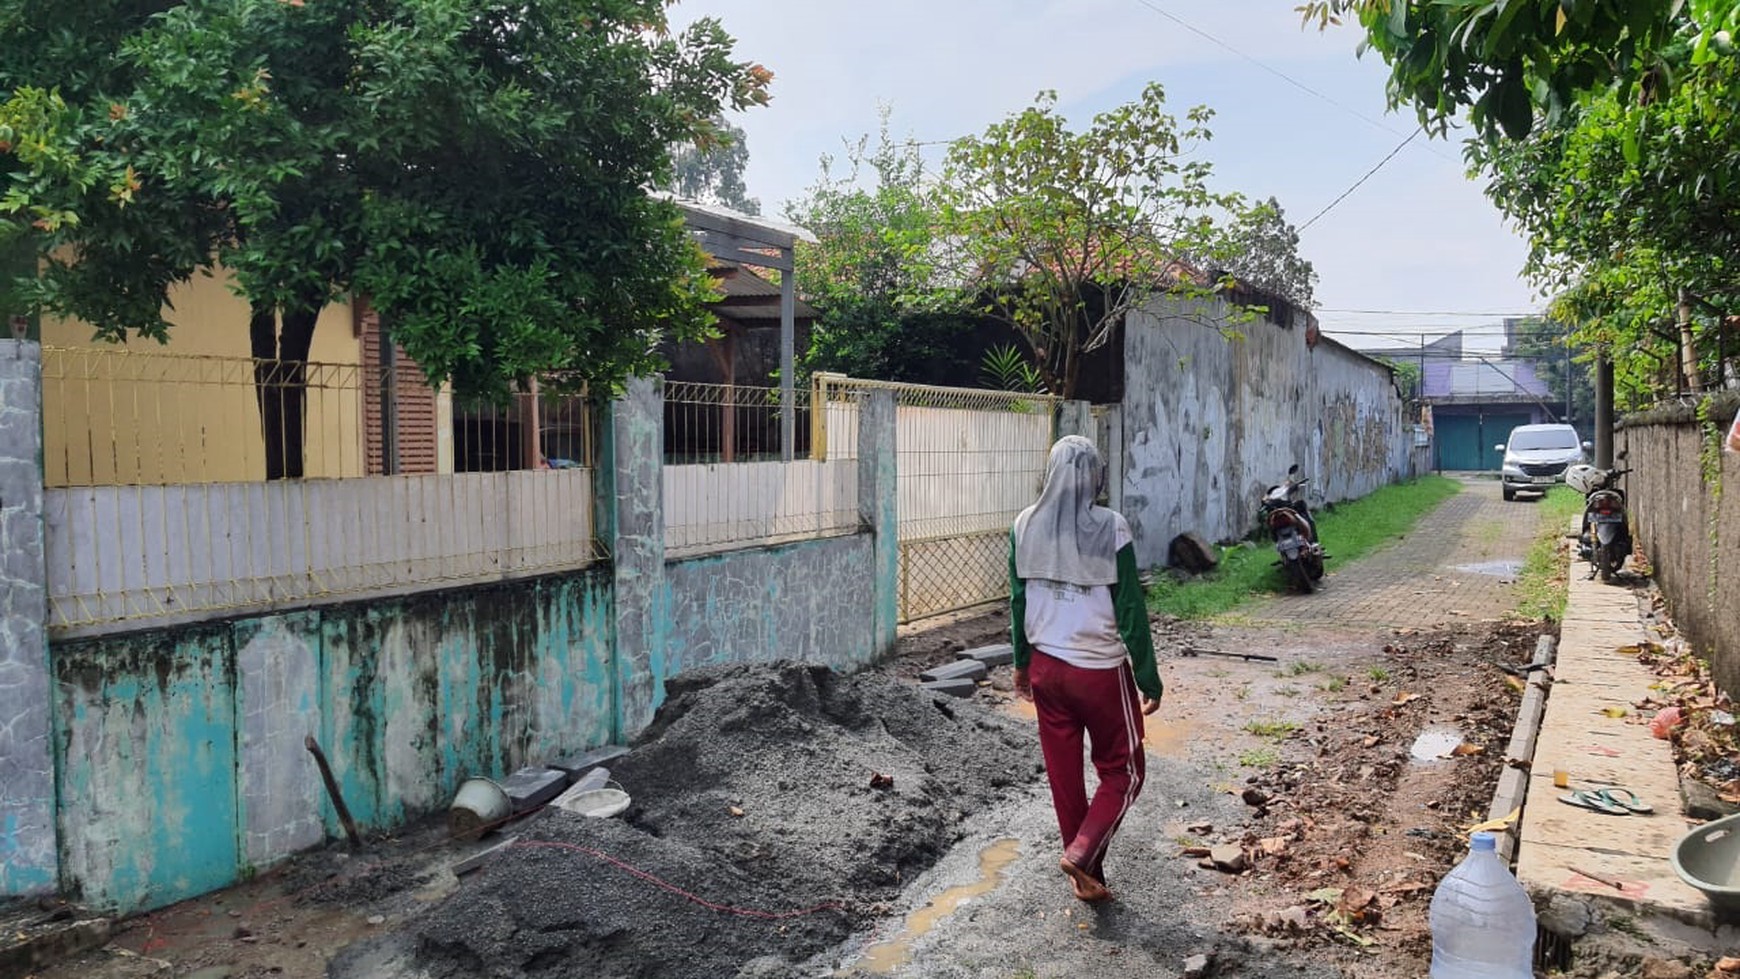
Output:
[0, 912, 112, 977]
[1517, 565, 1729, 936]
[451, 835, 519, 877]
[920, 678, 978, 699]
[919, 659, 988, 684]
[547, 745, 629, 783]
[499, 767, 567, 813]
[571, 767, 611, 793]
[1518, 839, 1714, 926]
[956, 644, 1014, 668]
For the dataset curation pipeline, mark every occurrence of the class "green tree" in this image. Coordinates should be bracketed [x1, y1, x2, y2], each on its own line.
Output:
[1470, 53, 1740, 402]
[1509, 317, 1596, 426]
[2, 0, 769, 478]
[937, 84, 1240, 399]
[784, 114, 976, 381]
[663, 116, 760, 215]
[1297, 0, 1740, 139]
[1216, 196, 1317, 308]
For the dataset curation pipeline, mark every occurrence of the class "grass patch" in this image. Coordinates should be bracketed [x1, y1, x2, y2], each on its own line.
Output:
[1515, 486, 1585, 622]
[1239, 746, 1280, 768]
[1319, 676, 1349, 693]
[1279, 659, 1325, 677]
[1367, 666, 1391, 683]
[1244, 719, 1299, 739]
[1275, 684, 1302, 698]
[1148, 475, 1463, 619]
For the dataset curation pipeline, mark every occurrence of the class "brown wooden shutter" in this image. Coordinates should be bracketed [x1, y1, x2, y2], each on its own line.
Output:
[359, 302, 439, 475]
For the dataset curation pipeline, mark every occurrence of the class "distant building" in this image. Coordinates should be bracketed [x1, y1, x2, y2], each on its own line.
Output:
[1422, 358, 1555, 471]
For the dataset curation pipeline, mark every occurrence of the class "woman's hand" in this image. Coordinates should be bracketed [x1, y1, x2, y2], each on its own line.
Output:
[1013, 667, 1032, 701]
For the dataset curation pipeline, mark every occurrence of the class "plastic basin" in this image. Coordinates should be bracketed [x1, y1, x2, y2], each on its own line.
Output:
[1671, 811, 1740, 917]
[556, 787, 631, 819]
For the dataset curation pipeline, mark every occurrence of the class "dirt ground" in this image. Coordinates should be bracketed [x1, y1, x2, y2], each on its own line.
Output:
[38, 478, 1708, 979]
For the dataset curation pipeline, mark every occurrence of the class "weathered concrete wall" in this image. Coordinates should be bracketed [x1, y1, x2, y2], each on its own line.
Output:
[664, 535, 875, 679]
[1618, 397, 1740, 694]
[607, 376, 669, 738]
[43, 376, 900, 914]
[0, 340, 54, 895]
[52, 572, 616, 913]
[1120, 300, 1414, 568]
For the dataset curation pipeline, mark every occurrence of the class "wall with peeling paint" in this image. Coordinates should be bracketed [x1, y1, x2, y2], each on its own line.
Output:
[38, 380, 902, 915]
[51, 571, 616, 913]
[1120, 299, 1417, 568]
[0, 341, 54, 896]
[664, 535, 875, 684]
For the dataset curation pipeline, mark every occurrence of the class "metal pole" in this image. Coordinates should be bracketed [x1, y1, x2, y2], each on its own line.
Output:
[1564, 332, 1573, 429]
[1594, 348, 1614, 469]
[381, 323, 400, 475]
[779, 263, 795, 462]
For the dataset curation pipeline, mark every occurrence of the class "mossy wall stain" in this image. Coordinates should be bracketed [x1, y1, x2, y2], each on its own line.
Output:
[50, 567, 613, 915]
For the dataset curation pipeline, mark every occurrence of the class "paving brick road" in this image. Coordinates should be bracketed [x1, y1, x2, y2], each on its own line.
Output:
[1241, 476, 1550, 629]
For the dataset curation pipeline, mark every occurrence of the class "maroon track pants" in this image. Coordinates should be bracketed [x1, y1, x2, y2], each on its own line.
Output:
[1030, 650, 1146, 881]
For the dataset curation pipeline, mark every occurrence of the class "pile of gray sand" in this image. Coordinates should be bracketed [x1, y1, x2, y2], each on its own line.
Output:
[409, 661, 1038, 978]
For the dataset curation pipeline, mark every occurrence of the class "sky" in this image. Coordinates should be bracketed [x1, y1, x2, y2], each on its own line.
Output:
[668, 0, 1547, 356]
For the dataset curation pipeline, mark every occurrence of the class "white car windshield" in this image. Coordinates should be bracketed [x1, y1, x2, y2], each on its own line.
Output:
[1510, 430, 1578, 451]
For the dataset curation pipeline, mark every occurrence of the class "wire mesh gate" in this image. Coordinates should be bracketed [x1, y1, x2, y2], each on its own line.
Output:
[812, 374, 1059, 623]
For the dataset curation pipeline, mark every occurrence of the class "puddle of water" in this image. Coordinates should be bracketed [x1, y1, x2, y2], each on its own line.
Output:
[1454, 560, 1524, 580]
[1144, 716, 1196, 758]
[1410, 726, 1464, 762]
[853, 838, 1020, 974]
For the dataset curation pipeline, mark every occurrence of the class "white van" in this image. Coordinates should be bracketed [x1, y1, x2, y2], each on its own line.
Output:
[1496, 423, 1591, 501]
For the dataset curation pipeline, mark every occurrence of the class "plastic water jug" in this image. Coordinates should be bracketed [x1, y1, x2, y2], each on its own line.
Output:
[1429, 831, 1536, 978]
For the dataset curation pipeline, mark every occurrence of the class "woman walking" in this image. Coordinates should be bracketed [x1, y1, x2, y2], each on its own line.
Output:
[1010, 436, 1162, 903]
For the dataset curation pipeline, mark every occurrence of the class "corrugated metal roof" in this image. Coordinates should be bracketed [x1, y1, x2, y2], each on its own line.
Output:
[1423, 359, 1548, 400]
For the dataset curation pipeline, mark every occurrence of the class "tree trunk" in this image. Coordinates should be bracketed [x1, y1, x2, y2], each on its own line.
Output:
[1677, 289, 1702, 394]
[251, 298, 322, 481]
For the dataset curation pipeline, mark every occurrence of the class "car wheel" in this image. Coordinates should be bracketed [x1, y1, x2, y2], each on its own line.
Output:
[1502, 485, 1516, 502]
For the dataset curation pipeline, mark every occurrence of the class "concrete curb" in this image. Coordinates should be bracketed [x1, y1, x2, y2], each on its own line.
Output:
[1490, 634, 1557, 868]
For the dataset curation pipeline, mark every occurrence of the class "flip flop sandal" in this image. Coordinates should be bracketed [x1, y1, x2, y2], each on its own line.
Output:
[1594, 787, 1654, 814]
[1559, 790, 1629, 815]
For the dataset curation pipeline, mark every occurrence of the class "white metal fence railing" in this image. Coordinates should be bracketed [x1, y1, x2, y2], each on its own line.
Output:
[661, 380, 857, 556]
[812, 374, 1057, 622]
[44, 471, 603, 635]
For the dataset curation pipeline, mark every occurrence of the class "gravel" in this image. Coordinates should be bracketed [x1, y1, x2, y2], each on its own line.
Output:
[402, 661, 1038, 979]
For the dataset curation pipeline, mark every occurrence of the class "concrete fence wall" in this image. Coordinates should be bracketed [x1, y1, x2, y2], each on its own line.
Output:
[1617, 397, 1740, 695]
[1118, 299, 1419, 568]
[0, 352, 902, 914]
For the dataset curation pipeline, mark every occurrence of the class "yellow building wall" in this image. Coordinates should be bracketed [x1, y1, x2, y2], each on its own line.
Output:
[40, 270, 366, 485]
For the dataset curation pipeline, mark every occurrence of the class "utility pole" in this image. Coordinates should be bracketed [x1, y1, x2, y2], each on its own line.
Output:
[1594, 348, 1615, 469]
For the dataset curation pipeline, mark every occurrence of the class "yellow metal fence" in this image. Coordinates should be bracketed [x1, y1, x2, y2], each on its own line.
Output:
[39, 345, 604, 634]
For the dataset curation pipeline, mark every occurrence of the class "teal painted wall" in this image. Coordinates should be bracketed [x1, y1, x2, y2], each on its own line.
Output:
[51, 570, 615, 914]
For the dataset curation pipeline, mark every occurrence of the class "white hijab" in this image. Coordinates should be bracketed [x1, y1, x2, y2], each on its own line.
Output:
[1013, 436, 1120, 587]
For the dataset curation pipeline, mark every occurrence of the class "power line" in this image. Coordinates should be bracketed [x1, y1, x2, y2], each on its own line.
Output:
[1319, 308, 1548, 317]
[1297, 127, 1423, 231]
[1126, 0, 1459, 163]
[1319, 325, 1571, 335]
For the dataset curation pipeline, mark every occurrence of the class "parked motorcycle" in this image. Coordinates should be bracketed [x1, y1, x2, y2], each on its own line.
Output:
[1566, 464, 1633, 582]
[1260, 465, 1326, 593]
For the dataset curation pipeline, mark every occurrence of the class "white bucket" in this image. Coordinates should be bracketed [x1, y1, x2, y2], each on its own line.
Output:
[449, 777, 511, 840]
